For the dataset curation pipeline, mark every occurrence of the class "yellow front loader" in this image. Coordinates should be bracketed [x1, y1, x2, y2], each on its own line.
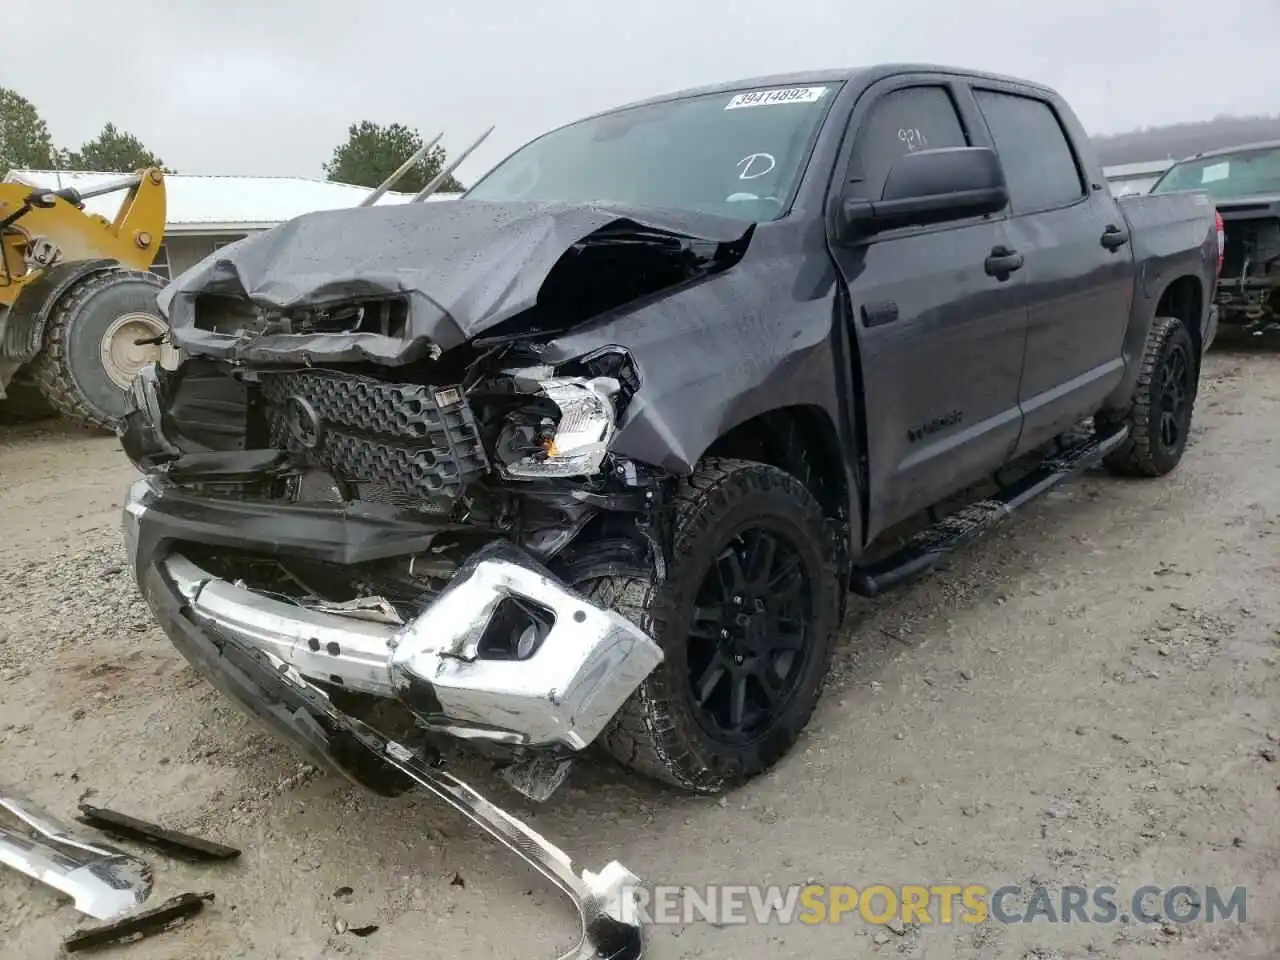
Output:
[0, 169, 172, 429]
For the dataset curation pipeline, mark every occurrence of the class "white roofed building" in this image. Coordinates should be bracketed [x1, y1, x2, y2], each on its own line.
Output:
[3, 169, 460, 280]
[1101, 160, 1175, 198]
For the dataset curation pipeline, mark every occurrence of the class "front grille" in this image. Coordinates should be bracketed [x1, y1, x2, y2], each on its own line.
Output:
[261, 371, 489, 513]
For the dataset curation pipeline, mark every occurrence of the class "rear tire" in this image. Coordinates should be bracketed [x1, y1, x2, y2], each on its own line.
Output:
[32, 268, 169, 431]
[1097, 314, 1198, 477]
[583, 458, 842, 793]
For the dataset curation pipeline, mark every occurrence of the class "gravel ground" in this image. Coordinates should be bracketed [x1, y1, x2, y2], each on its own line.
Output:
[1, 348, 1278, 960]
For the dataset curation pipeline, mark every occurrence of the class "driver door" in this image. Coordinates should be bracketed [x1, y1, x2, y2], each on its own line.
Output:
[827, 77, 1029, 540]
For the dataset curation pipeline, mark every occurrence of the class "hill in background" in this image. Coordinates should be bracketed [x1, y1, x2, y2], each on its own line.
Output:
[1091, 114, 1280, 166]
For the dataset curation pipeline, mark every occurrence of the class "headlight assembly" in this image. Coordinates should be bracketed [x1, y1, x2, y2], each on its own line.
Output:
[499, 376, 621, 479]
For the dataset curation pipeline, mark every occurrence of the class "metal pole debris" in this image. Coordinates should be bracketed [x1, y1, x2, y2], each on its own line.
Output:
[358, 132, 443, 208]
[410, 126, 494, 202]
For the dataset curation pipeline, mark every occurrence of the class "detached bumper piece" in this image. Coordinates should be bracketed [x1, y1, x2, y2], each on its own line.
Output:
[75, 805, 241, 864]
[124, 475, 658, 958]
[150, 529, 662, 752]
[0, 792, 153, 921]
[63, 892, 214, 955]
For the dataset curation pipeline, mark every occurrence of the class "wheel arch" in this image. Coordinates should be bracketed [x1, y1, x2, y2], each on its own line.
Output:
[1104, 271, 1206, 415]
[555, 405, 858, 604]
[702, 405, 846, 511]
[699, 404, 860, 582]
[1153, 274, 1204, 364]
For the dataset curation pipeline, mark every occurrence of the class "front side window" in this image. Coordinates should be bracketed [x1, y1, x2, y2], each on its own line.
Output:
[974, 90, 1084, 214]
[1151, 146, 1280, 200]
[465, 83, 839, 221]
[846, 85, 969, 200]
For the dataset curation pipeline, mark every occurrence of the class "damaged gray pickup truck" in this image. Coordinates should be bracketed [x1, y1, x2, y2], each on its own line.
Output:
[118, 64, 1220, 953]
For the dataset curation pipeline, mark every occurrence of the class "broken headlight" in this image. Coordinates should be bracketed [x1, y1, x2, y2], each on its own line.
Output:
[496, 376, 621, 479]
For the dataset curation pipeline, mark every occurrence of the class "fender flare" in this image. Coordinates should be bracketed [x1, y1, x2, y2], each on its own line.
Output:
[0, 258, 121, 364]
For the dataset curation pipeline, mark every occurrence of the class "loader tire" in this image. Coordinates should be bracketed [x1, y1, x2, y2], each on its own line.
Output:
[581, 458, 842, 794]
[32, 268, 169, 431]
[1096, 315, 1198, 478]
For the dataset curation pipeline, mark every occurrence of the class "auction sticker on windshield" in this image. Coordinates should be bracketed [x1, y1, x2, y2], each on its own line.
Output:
[725, 86, 829, 110]
[1200, 162, 1230, 184]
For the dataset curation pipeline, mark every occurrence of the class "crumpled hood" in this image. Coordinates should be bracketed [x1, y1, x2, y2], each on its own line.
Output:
[159, 199, 754, 365]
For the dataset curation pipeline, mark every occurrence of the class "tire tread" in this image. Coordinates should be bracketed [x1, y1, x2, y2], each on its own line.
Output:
[1098, 314, 1196, 478]
[31, 267, 166, 430]
[595, 457, 838, 792]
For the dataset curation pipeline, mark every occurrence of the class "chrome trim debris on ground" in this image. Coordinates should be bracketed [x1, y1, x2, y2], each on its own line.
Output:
[0, 791, 153, 921]
[123, 479, 649, 958]
[264, 654, 645, 960]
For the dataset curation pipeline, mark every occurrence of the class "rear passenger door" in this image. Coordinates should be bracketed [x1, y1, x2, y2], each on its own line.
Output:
[970, 85, 1134, 455]
[828, 77, 1029, 540]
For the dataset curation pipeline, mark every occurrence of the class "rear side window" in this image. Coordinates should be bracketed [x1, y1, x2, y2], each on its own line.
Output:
[973, 90, 1084, 213]
[847, 86, 968, 200]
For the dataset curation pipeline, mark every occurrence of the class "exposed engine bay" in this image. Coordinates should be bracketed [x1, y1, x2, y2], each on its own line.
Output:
[1215, 206, 1280, 332]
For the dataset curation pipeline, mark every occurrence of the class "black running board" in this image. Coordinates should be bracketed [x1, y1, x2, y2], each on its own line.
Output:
[850, 424, 1129, 599]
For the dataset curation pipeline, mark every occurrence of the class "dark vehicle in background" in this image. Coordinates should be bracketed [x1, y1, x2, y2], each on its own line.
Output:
[119, 65, 1221, 816]
[1151, 140, 1280, 336]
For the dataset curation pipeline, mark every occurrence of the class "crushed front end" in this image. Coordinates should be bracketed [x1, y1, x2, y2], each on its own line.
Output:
[119, 350, 667, 793]
[116, 203, 753, 797]
[115, 200, 762, 957]
[118, 349, 667, 956]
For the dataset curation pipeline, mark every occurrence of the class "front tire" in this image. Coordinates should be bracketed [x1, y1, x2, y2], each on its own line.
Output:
[587, 458, 842, 793]
[1097, 314, 1198, 477]
[32, 268, 169, 431]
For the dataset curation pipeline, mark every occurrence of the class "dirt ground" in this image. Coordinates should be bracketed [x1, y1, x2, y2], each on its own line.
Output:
[1, 348, 1278, 960]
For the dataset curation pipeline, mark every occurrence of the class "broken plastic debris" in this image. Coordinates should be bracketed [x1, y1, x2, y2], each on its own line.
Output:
[63, 892, 214, 953]
[75, 804, 240, 863]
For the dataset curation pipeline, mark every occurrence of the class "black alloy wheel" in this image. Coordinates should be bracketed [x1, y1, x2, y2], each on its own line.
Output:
[1156, 338, 1193, 451]
[686, 526, 817, 745]
[590, 458, 842, 793]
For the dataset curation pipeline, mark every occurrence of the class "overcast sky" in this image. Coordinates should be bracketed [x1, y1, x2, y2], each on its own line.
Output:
[4, 0, 1276, 185]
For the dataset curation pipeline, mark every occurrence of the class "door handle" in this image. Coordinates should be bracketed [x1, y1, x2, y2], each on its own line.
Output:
[1101, 225, 1129, 251]
[984, 245, 1024, 279]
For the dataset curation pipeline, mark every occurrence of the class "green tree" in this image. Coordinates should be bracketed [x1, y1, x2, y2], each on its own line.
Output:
[0, 87, 56, 176]
[62, 122, 172, 173]
[322, 121, 464, 194]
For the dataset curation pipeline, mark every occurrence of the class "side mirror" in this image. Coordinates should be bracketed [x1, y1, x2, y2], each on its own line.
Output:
[840, 146, 1009, 237]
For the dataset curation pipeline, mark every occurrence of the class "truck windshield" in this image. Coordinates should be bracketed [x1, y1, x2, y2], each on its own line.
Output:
[1150, 146, 1280, 199]
[464, 84, 839, 221]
